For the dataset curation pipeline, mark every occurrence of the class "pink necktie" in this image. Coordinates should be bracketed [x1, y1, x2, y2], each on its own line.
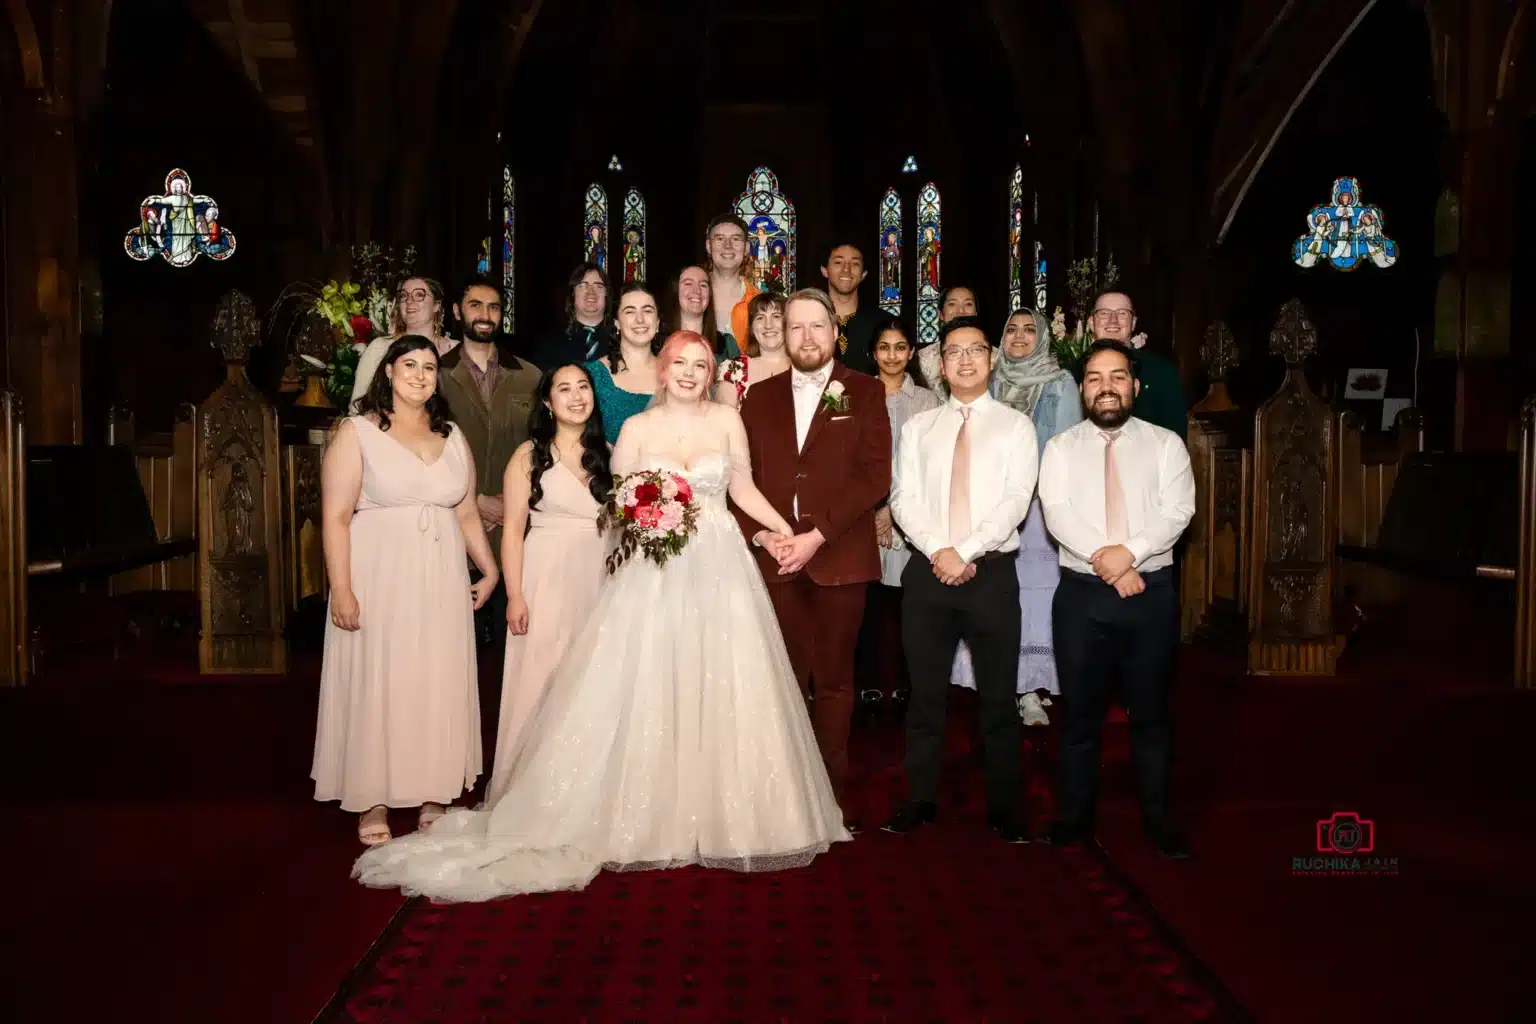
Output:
[949, 407, 972, 544]
[1102, 431, 1128, 544]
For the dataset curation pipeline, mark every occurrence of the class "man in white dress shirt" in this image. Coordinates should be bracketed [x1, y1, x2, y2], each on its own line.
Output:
[1038, 340, 1195, 858]
[885, 316, 1038, 843]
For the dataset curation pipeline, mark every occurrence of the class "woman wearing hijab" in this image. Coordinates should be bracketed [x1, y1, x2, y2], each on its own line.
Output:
[951, 308, 1080, 726]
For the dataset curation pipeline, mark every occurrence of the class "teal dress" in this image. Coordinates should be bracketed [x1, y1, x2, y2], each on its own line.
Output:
[586, 360, 654, 444]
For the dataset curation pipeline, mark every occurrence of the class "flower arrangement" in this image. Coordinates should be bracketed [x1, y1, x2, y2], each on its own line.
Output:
[267, 243, 418, 381]
[1048, 305, 1092, 369]
[598, 470, 700, 573]
[321, 342, 361, 408]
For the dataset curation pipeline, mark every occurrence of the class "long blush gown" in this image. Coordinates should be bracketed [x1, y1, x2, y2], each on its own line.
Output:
[487, 462, 607, 801]
[354, 441, 849, 902]
[311, 417, 481, 811]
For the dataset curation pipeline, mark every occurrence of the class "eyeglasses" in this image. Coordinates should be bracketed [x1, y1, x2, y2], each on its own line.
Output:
[711, 235, 743, 249]
[576, 282, 607, 292]
[942, 345, 990, 363]
[1092, 308, 1134, 323]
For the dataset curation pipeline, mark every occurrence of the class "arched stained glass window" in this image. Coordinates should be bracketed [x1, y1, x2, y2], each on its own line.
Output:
[1008, 165, 1025, 312]
[124, 168, 236, 266]
[621, 188, 647, 284]
[583, 183, 609, 271]
[1033, 191, 1047, 311]
[1292, 176, 1398, 270]
[502, 167, 516, 333]
[915, 182, 942, 346]
[476, 189, 491, 276]
[878, 188, 902, 316]
[735, 167, 797, 292]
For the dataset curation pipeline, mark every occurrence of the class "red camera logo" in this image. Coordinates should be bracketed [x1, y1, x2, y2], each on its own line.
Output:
[1316, 811, 1375, 854]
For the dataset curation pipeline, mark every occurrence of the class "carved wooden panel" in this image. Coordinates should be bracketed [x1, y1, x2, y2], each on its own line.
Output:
[282, 440, 328, 610]
[197, 293, 285, 675]
[1182, 412, 1250, 641]
[1248, 301, 1339, 675]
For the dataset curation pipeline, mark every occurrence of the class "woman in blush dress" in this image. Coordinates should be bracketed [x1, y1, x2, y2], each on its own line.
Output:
[951, 308, 1081, 726]
[488, 363, 612, 800]
[350, 276, 457, 411]
[586, 281, 660, 443]
[313, 335, 500, 845]
[863, 316, 941, 710]
[353, 330, 848, 901]
[715, 291, 790, 408]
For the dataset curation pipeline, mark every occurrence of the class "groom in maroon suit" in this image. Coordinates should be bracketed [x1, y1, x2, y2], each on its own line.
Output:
[733, 288, 891, 824]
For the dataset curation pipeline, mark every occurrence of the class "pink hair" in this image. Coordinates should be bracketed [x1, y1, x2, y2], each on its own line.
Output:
[654, 330, 718, 394]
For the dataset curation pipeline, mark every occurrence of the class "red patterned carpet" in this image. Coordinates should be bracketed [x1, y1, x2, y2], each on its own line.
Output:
[317, 803, 1237, 1023]
[4, 627, 1535, 1022]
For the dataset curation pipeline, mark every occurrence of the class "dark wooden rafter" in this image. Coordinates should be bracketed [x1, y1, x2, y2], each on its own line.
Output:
[4, 0, 44, 88]
[184, 0, 316, 149]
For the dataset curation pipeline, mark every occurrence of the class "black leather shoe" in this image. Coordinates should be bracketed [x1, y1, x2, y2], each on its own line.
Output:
[1145, 822, 1191, 860]
[881, 802, 937, 834]
[1039, 819, 1089, 847]
[987, 811, 1031, 844]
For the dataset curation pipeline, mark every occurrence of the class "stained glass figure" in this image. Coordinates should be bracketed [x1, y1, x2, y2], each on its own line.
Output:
[502, 167, 516, 333]
[1033, 190, 1047, 311]
[915, 182, 943, 346]
[622, 188, 647, 284]
[902, 155, 919, 174]
[735, 167, 798, 291]
[477, 189, 492, 276]
[123, 169, 236, 266]
[608, 155, 623, 172]
[583, 182, 609, 271]
[1292, 176, 1398, 270]
[1008, 165, 1025, 312]
[878, 188, 902, 316]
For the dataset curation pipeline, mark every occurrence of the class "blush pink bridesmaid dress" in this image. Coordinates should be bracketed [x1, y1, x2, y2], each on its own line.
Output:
[487, 461, 607, 800]
[311, 416, 482, 812]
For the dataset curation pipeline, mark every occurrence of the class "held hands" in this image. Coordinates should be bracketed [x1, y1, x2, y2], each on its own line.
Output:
[874, 507, 894, 550]
[476, 495, 505, 529]
[931, 547, 975, 586]
[470, 571, 500, 611]
[1090, 545, 1143, 598]
[774, 528, 826, 575]
[331, 589, 361, 631]
[506, 594, 530, 635]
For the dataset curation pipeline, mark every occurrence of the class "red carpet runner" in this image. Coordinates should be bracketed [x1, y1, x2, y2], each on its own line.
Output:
[318, 817, 1245, 1022]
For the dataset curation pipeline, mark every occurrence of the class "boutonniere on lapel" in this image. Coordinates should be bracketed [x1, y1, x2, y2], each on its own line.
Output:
[820, 379, 850, 413]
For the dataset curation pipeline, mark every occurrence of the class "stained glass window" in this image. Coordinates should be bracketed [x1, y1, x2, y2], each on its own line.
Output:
[583, 183, 609, 271]
[477, 190, 491, 276]
[608, 155, 623, 172]
[1008, 165, 1025, 312]
[1292, 176, 1398, 270]
[502, 167, 516, 333]
[878, 188, 902, 316]
[902, 156, 919, 174]
[735, 167, 797, 292]
[123, 169, 236, 266]
[915, 182, 942, 346]
[621, 188, 647, 284]
[1033, 191, 1047, 311]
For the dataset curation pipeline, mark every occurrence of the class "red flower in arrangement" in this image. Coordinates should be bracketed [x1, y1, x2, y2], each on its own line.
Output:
[598, 469, 702, 574]
[350, 314, 374, 344]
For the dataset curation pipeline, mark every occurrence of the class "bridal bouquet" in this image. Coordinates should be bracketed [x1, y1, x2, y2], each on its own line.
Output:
[598, 469, 700, 573]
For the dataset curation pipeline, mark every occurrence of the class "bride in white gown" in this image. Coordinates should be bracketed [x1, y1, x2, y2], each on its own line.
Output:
[353, 331, 851, 902]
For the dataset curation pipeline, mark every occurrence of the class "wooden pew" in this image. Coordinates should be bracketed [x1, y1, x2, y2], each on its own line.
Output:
[0, 391, 199, 684]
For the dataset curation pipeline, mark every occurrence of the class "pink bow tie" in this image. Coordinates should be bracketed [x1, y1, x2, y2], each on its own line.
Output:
[793, 372, 828, 392]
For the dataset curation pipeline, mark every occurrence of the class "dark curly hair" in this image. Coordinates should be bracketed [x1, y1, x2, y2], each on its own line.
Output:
[527, 363, 612, 510]
[609, 281, 659, 372]
[355, 335, 453, 436]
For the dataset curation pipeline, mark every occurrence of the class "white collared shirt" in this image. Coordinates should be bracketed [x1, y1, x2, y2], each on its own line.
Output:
[791, 365, 830, 452]
[1038, 415, 1194, 575]
[890, 391, 1039, 564]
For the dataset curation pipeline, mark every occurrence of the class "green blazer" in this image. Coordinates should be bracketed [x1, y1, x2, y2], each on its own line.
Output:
[436, 344, 541, 559]
[1134, 350, 1188, 440]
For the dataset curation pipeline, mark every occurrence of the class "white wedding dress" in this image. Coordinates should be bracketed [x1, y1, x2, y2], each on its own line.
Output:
[353, 411, 850, 902]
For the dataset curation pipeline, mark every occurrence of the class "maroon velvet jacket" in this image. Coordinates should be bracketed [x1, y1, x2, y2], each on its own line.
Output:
[732, 364, 892, 586]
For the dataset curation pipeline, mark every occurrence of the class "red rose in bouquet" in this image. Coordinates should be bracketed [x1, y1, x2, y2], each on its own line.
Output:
[598, 469, 701, 574]
[350, 314, 375, 345]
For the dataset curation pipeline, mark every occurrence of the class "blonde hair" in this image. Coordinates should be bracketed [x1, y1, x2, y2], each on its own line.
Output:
[785, 287, 837, 328]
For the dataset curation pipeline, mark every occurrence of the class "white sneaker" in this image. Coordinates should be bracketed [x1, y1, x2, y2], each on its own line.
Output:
[1018, 691, 1049, 727]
